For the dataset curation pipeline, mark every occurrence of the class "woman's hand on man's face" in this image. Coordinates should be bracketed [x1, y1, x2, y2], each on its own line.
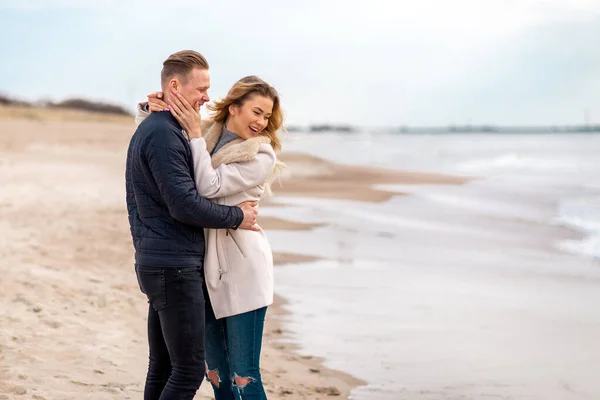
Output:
[167, 90, 202, 139]
[144, 90, 202, 139]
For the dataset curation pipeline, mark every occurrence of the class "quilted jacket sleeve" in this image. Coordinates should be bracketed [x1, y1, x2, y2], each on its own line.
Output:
[190, 138, 276, 199]
[145, 128, 244, 229]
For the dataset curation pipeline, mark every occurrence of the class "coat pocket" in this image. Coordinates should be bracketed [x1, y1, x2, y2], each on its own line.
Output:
[226, 229, 246, 258]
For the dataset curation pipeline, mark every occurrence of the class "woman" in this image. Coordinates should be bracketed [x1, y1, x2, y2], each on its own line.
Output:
[135, 75, 284, 400]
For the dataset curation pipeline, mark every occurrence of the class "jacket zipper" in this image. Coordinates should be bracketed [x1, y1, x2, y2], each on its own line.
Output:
[226, 229, 246, 257]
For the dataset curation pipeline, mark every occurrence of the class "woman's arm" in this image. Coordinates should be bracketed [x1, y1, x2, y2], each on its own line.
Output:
[190, 138, 276, 199]
[134, 102, 150, 126]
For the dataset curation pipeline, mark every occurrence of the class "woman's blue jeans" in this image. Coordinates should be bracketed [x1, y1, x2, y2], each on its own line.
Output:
[204, 295, 268, 400]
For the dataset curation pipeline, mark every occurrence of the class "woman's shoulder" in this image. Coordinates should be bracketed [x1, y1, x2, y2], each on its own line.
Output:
[249, 137, 276, 159]
[257, 140, 276, 159]
[201, 118, 217, 132]
[254, 140, 277, 169]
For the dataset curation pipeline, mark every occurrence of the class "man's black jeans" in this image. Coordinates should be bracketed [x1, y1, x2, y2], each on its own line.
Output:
[136, 264, 205, 400]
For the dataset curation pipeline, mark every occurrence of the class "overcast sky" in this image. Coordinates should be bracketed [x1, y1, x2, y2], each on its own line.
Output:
[1, 0, 599, 126]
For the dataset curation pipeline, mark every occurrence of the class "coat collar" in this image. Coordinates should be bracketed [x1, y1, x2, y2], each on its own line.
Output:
[202, 120, 271, 168]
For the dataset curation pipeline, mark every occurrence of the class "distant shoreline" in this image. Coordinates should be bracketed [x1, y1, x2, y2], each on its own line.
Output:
[287, 124, 600, 134]
[0, 94, 132, 117]
[2, 93, 598, 133]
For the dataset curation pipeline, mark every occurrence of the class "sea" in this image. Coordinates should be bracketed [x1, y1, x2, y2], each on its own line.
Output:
[262, 131, 600, 400]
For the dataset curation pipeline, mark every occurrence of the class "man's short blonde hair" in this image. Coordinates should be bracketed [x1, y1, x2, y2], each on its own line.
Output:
[161, 50, 209, 86]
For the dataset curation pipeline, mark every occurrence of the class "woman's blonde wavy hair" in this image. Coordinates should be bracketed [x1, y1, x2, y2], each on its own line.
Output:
[207, 75, 284, 152]
[207, 76, 286, 193]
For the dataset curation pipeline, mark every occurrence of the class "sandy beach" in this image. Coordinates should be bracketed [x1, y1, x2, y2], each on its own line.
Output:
[0, 108, 464, 399]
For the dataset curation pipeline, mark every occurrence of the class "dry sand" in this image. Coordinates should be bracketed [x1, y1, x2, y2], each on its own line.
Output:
[0, 108, 464, 399]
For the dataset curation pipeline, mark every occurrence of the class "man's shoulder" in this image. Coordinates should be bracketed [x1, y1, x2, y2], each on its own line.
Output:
[137, 113, 187, 148]
[139, 112, 178, 132]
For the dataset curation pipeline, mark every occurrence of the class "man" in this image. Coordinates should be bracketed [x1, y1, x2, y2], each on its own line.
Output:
[125, 50, 259, 400]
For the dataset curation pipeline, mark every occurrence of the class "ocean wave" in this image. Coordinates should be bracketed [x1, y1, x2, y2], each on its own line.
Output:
[556, 196, 600, 259]
[557, 197, 600, 233]
[456, 153, 581, 173]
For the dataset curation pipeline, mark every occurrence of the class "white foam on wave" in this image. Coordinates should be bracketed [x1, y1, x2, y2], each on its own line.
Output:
[559, 236, 600, 259]
[556, 196, 600, 258]
[456, 153, 583, 174]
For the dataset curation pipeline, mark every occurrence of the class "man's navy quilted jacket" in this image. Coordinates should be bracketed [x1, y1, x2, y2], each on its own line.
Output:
[125, 111, 243, 267]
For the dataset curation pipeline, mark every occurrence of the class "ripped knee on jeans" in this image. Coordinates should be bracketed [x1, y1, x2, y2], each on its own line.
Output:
[233, 373, 256, 390]
[205, 362, 221, 388]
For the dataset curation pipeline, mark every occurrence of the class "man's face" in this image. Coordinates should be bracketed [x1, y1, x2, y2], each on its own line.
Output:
[175, 68, 210, 112]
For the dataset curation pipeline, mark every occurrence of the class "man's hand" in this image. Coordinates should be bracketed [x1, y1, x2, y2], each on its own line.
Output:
[237, 201, 260, 231]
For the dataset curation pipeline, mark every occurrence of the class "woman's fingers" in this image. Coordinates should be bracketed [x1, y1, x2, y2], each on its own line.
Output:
[146, 91, 167, 112]
[165, 92, 202, 137]
[173, 91, 194, 112]
[148, 98, 169, 112]
[169, 107, 181, 122]
[168, 97, 184, 117]
[169, 92, 190, 115]
[147, 91, 163, 99]
[147, 92, 167, 106]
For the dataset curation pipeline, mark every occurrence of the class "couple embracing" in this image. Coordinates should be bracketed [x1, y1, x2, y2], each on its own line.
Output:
[126, 49, 284, 400]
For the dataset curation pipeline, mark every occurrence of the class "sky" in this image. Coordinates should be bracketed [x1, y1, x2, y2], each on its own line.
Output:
[1, 0, 600, 126]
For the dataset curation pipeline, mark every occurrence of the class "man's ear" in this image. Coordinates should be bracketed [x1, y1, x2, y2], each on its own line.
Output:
[168, 78, 179, 92]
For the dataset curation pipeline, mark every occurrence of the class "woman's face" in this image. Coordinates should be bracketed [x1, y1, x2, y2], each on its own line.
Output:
[227, 94, 274, 140]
